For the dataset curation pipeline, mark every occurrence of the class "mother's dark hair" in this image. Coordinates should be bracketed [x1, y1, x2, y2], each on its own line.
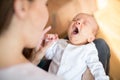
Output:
[0, 0, 34, 59]
[0, 0, 14, 35]
[0, 0, 33, 35]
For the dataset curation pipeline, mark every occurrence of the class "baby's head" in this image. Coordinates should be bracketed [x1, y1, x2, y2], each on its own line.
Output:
[68, 13, 99, 45]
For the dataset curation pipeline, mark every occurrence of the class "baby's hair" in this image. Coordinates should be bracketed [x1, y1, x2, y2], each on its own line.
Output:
[92, 15, 99, 36]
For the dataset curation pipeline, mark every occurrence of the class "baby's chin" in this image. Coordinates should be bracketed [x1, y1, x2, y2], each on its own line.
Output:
[69, 39, 88, 45]
[68, 39, 80, 45]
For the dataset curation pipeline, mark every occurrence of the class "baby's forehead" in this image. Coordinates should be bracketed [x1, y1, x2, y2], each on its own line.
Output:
[74, 14, 96, 23]
[74, 13, 91, 20]
[74, 13, 98, 27]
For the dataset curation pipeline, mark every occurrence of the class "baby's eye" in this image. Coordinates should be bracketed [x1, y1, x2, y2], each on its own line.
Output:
[72, 18, 76, 21]
[72, 18, 80, 22]
[83, 21, 88, 25]
[83, 21, 86, 24]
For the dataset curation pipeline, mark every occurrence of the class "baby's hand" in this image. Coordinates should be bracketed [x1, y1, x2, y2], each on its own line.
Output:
[45, 34, 59, 43]
[43, 34, 59, 49]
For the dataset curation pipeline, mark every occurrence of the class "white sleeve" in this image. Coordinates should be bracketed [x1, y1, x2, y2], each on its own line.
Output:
[86, 46, 109, 80]
[45, 41, 58, 59]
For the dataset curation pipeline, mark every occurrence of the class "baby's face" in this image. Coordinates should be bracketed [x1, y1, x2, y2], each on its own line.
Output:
[68, 13, 98, 45]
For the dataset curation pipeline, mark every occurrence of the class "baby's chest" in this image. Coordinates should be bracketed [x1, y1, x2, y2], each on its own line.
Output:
[54, 47, 87, 69]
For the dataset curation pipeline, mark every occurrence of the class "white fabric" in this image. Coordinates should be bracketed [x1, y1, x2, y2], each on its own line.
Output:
[0, 63, 63, 80]
[45, 39, 109, 80]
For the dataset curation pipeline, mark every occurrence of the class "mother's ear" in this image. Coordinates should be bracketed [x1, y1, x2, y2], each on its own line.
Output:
[14, 0, 29, 19]
[87, 35, 95, 43]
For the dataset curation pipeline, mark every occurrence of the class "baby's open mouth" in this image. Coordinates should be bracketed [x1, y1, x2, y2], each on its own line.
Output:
[73, 27, 79, 34]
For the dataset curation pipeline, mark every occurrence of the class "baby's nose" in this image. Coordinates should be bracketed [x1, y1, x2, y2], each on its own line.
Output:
[75, 21, 80, 25]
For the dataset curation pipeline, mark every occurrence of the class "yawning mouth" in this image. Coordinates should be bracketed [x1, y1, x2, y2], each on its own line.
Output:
[73, 27, 79, 34]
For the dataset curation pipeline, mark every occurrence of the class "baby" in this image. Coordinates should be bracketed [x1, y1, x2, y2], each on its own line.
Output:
[40, 13, 109, 80]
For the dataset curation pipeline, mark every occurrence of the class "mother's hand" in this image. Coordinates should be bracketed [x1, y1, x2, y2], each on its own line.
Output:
[28, 26, 52, 65]
[82, 67, 94, 80]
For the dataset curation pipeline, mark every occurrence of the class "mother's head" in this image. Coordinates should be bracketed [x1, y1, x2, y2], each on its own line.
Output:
[0, 0, 49, 48]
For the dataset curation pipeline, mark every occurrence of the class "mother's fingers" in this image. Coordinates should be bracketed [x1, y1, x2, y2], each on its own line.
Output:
[42, 26, 51, 35]
[35, 26, 51, 51]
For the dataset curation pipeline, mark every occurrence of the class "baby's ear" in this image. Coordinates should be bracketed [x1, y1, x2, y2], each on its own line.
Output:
[87, 35, 95, 43]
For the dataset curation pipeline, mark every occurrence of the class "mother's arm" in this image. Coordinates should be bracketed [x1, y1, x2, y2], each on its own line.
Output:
[82, 67, 94, 80]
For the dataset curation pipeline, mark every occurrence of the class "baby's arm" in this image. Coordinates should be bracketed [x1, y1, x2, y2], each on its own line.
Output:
[44, 34, 59, 59]
[86, 44, 109, 80]
[45, 34, 59, 45]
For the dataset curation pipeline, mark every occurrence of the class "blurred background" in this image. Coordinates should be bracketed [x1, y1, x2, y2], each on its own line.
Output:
[46, 0, 120, 80]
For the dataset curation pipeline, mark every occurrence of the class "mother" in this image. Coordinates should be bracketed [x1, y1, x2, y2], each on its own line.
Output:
[0, 0, 63, 80]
